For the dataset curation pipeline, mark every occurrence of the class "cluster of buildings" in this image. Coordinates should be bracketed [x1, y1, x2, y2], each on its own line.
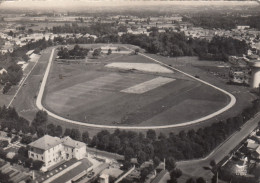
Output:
[28, 135, 86, 172]
[246, 131, 260, 160]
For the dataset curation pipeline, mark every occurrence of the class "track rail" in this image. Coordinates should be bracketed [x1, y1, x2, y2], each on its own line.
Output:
[36, 47, 236, 129]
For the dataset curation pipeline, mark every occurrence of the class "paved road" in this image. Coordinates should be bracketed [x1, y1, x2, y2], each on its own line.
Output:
[36, 46, 236, 129]
[177, 112, 260, 181]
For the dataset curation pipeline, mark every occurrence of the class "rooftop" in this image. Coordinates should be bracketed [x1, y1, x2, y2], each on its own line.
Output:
[151, 170, 168, 183]
[62, 136, 86, 149]
[29, 135, 62, 151]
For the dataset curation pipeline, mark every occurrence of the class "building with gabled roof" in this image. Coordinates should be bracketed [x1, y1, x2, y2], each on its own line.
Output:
[28, 135, 86, 171]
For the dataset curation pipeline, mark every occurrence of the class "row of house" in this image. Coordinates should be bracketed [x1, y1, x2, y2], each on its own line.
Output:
[246, 131, 260, 160]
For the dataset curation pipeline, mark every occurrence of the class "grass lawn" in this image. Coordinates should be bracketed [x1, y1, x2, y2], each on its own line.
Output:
[43, 51, 229, 126]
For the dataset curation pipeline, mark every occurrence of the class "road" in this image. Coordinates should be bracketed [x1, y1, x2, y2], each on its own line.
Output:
[176, 111, 260, 181]
[36, 46, 236, 129]
[7, 54, 40, 108]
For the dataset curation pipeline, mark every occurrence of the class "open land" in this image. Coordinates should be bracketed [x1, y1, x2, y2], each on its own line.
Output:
[5, 44, 255, 136]
[41, 46, 229, 127]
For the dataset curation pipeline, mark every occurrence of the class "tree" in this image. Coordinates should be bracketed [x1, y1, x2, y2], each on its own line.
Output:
[28, 29, 33, 34]
[32, 110, 48, 127]
[47, 123, 55, 136]
[137, 150, 146, 165]
[107, 49, 112, 55]
[18, 146, 28, 158]
[170, 169, 182, 179]
[36, 127, 45, 138]
[24, 158, 33, 168]
[140, 168, 149, 181]
[134, 48, 139, 55]
[82, 131, 90, 144]
[20, 136, 32, 145]
[64, 128, 71, 137]
[32, 160, 44, 170]
[92, 48, 101, 58]
[186, 178, 196, 183]
[196, 177, 206, 183]
[146, 129, 156, 141]
[144, 144, 154, 160]
[3, 82, 11, 94]
[124, 147, 134, 161]
[153, 156, 160, 168]
[70, 129, 81, 140]
[166, 157, 176, 172]
[210, 160, 216, 167]
[168, 177, 178, 183]
[11, 136, 19, 143]
[0, 148, 7, 159]
[54, 125, 63, 137]
[0, 140, 9, 148]
[108, 135, 121, 153]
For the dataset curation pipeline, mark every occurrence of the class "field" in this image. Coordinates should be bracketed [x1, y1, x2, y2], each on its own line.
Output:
[42, 49, 229, 126]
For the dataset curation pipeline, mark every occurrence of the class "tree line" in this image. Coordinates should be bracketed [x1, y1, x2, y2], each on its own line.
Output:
[121, 32, 248, 61]
[1, 98, 260, 182]
[57, 44, 89, 59]
[52, 23, 118, 37]
[89, 98, 260, 162]
[183, 14, 260, 31]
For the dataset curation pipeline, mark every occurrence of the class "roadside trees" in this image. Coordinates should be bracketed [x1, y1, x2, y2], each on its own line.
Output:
[92, 48, 101, 58]
[107, 48, 112, 55]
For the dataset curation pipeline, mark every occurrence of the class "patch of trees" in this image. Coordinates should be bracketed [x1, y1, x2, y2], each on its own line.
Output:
[0, 38, 53, 94]
[92, 48, 101, 58]
[52, 23, 118, 37]
[0, 106, 31, 134]
[193, 36, 248, 61]
[0, 140, 8, 148]
[0, 63, 23, 94]
[89, 99, 260, 163]
[64, 128, 81, 141]
[53, 36, 95, 45]
[0, 146, 43, 171]
[183, 14, 260, 30]
[57, 45, 89, 59]
[121, 32, 248, 61]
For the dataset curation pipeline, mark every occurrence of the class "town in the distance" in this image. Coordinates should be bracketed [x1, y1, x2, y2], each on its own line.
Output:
[0, 1, 260, 183]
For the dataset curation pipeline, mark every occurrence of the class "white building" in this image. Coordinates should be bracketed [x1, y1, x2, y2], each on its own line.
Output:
[99, 174, 109, 183]
[28, 135, 86, 171]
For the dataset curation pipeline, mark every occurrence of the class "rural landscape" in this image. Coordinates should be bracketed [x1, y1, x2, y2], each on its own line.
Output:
[0, 0, 260, 183]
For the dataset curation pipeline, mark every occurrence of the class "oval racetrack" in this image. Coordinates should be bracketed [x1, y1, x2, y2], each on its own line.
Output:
[36, 47, 236, 129]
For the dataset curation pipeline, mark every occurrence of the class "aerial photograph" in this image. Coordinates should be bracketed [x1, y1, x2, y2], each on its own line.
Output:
[0, 0, 260, 182]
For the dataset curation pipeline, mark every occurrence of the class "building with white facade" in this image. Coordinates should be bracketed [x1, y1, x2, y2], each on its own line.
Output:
[28, 135, 86, 171]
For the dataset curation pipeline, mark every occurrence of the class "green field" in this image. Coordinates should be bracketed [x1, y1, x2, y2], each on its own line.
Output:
[42, 51, 229, 126]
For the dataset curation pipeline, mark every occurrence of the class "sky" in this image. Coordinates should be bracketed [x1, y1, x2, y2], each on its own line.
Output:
[0, 0, 258, 11]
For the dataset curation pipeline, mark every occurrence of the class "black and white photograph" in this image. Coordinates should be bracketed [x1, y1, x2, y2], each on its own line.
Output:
[0, 0, 260, 182]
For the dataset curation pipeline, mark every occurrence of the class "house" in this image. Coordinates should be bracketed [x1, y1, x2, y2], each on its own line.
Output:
[28, 135, 86, 171]
[99, 174, 109, 183]
[237, 25, 250, 30]
[100, 46, 119, 53]
[247, 142, 259, 151]
[151, 170, 168, 183]
[62, 136, 86, 160]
